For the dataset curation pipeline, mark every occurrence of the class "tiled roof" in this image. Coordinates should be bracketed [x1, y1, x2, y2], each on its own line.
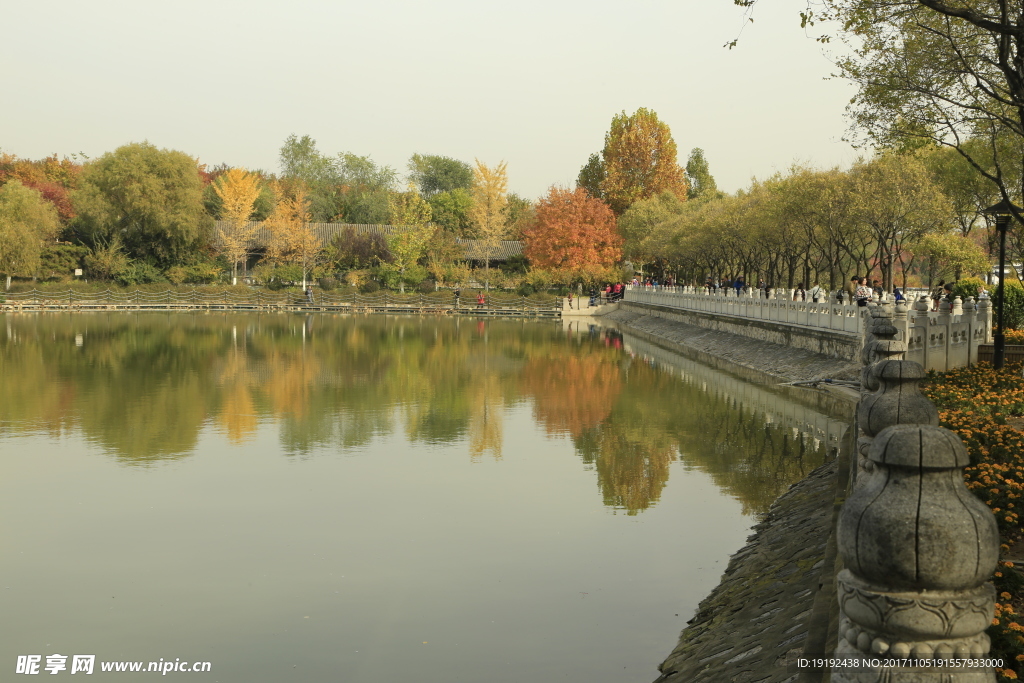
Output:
[215, 221, 524, 261]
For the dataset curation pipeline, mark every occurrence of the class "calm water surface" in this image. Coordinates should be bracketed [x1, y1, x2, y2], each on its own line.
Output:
[0, 313, 849, 682]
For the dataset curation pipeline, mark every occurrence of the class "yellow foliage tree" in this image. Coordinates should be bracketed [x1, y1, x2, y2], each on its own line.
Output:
[213, 168, 261, 283]
[265, 183, 321, 288]
[468, 160, 508, 289]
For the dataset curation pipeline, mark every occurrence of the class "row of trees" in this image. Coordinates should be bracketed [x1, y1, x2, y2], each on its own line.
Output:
[3, 110, 686, 290]
[617, 145, 996, 291]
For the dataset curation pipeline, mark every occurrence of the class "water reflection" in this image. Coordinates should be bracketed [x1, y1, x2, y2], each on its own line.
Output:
[0, 313, 847, 516]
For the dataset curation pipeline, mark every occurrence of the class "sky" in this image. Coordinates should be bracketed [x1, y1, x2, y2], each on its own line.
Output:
[1, 0, 858, 200]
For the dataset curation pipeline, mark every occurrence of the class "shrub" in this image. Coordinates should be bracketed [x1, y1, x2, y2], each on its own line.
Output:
[993, 280, 1024, 330]
[115, 261, 167, 286]
[517, 282, 536, 297]
[952, 276, 987, 301]
[359, 280, 380, 294]
[415, 279, 435, 294]
[319, 277, 337, 292]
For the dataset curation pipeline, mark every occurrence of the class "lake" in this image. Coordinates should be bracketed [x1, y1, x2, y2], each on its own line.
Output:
[0, 313, 848, 682]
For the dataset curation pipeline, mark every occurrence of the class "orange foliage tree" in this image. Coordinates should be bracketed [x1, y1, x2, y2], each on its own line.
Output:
[523, 186, 623, 270]
[600, 107, 688, 215]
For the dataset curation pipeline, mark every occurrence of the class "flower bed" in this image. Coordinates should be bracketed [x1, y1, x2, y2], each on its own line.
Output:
[923, 363, 1024, 679]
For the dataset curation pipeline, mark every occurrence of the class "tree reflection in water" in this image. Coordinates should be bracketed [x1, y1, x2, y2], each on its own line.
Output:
[0, 313, 845, 516]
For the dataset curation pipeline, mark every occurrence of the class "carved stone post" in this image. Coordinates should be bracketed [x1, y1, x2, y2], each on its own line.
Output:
[836, 356, 999, 681]
[834, 424, 998, 682]
[893, 299, 910, 356]
[978, 293, 993, 343]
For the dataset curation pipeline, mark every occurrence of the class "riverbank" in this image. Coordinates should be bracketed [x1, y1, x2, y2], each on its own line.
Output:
[606, 308, 863, 385]
[602, 307, 856, 683]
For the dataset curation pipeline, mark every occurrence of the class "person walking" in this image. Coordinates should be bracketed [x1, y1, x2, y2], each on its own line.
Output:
[808, 281, 823, 303]
[932, 280, 946, 310]
[855, 277, 872, 307]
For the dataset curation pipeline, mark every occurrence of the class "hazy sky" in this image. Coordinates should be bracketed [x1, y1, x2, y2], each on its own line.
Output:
[2, 0, 857, 199]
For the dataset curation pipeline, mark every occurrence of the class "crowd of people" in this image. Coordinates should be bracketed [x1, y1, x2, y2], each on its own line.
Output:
[566, 273, 990, 311]
[636, 274, 988, 309]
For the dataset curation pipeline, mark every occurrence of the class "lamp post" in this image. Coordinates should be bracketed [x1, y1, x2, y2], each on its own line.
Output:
[983, 199, 1021, 369]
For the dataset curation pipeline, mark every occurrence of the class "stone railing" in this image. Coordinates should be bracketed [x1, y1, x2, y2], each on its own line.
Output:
[622, 286, 992, 371]
[831, 301, 998, 681]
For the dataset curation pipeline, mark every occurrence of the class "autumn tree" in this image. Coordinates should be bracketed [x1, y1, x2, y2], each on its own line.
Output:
[524, 186, 623, 271]
[265, 183, 321, 288]
[599, 108, 688, 214]
[468, 160, 508, 289]
[0, 153, 81, 225]
[72, 142, 212, 268]
[213, 168, 262, 283]
[0, 180, 61, 289]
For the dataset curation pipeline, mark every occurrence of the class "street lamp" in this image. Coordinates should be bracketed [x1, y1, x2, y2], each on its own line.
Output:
[983, 198, 1021, 369]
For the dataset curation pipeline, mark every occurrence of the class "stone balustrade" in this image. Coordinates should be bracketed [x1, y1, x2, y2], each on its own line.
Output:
[622, 286, 993, 372]
[831, 300, 999, 681]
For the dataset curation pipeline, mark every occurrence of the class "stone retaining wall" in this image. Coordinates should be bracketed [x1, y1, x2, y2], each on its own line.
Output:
[619, 301, 863, 361]
[601, 307, 854, 683]
[606, 308, 862, 384]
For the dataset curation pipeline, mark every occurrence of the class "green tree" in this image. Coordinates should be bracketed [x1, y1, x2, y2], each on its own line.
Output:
[600, 108, 688, 215]
[72, 142, 212, 269]
[914, 231, 991, 283]
[428, 188, 474, 236]
[407, 154, 473, 197]
[830, 0, 1024, 226]
[685, 148, 720, 201]
[503, 192, 535, 240]
[381, 225, 433, 293]
[384, 186, 433, 293]
[335, 152, 397, 224]
[577, 153, 606, 200]
[617, 190, 688, 274]
[278, 135, 398, 223]
[850, 153, 952, 291]
[279, 134, 341, 221]
[0, 180, 61, 289]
